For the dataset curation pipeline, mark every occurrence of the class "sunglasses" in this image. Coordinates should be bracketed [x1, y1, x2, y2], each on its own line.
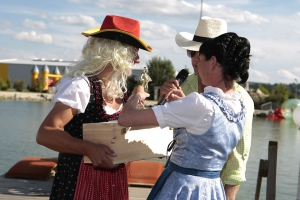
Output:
[187, 50, 197, 58]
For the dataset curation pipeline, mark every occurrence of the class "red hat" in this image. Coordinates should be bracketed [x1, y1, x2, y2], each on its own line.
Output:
[82, 15, 153, 52]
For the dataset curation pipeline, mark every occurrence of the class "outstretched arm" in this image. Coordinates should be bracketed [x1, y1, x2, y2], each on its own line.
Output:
[118, 86, 158, 127]
[119, 85, 186, 127]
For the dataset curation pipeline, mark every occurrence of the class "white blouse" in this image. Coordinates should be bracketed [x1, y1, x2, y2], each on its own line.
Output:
[152, 86, 242, 135]
[53, 77, 122, 114]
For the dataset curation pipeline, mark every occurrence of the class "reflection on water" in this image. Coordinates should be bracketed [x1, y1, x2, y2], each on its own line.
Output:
[0, 101, 299, 199]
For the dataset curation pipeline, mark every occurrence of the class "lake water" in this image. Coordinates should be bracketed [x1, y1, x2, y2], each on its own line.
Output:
[0, 100, 299, 199]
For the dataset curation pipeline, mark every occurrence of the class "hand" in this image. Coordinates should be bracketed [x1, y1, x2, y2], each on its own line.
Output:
[132, 85, 150, 102]
[165, 88, 185, 102]
[86, 142, 119, 169]
[159, 78, 180, 97]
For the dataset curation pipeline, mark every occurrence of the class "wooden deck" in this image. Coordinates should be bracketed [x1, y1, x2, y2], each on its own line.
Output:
[0, 175, 151, 200]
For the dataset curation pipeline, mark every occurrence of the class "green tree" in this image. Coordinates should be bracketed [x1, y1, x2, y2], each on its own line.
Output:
[146, 56, 176, 99]
[146, 56, 176, 86]
[268, 83, 291, 105]
[258, 84, 270, 95]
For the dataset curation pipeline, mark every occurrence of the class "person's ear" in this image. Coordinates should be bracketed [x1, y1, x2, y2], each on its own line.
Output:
[210, 56, 218, 69]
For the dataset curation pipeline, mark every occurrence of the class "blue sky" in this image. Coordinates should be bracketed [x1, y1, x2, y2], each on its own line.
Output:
[1, 0, 300, 84]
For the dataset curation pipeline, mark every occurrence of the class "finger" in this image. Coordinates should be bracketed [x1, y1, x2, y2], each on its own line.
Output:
[93, 158, 115, 169]
[171, 80, 180, 89]
[170, 93, 181, 100]
[103, 146, 117, 157]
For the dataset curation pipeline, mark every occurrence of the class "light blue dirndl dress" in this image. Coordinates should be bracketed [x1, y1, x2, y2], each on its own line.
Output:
[148, 91, 246, 200]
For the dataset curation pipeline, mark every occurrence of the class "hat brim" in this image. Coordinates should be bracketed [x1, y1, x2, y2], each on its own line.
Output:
[81, 28, 153, 52]
[175, 32, 203, 51]
[82, 26, 101, 37]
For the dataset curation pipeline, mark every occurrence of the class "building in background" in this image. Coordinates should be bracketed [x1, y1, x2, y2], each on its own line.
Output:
[0, 59, 144, 91]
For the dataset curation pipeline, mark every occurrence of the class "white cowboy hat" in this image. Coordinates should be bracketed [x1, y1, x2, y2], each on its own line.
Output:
[175, 16, 227, 51]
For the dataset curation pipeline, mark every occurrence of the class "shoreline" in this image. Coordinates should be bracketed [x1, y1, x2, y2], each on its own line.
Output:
[0, 91, 53, 101]
[0, 91, 275, 114]
[0, 91, 157, 106]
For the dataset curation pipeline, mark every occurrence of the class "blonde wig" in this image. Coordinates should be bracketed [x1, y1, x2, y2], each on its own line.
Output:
[63, 37, 137, 98]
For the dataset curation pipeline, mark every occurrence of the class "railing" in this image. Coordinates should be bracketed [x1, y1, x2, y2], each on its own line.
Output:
[261, 102, 273, 111]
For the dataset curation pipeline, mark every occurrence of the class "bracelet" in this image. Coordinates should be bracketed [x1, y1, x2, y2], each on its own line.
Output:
[128, 93, 142, 103]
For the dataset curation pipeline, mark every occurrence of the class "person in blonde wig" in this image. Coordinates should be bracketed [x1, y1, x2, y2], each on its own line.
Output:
[61, 37, 137, 99]
[36, 15, 152, 200]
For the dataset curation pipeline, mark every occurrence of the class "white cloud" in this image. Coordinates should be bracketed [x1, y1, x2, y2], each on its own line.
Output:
[22, 18, 47, 29]
[277, 69, 299, 83]
[140, 20, 177, 40]
[203, 4, 270, 24]
[14, 31, 52, 44]
[249, 68, 270, 83]
[292, 67, 300, 75]
[0, 19, 11, 28]
[250, 46, 268, 59]
[94, 0, 268, 25]
[0, 0, 297, 84]
[180, 1, 196, 8]
[52, 15, 99, 27]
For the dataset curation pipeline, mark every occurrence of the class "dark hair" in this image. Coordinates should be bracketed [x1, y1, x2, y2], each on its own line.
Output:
[199, 32, 251, 84]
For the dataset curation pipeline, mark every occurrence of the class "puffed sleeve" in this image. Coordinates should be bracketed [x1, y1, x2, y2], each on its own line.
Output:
[53, 77, 90, 113]
[152, 92, 214, 135]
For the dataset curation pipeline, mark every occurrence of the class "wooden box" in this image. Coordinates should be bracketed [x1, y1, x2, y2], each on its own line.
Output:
[83, 121, 173, 164]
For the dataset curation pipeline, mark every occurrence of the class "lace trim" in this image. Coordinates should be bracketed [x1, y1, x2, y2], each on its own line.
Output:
[202, 92, 246, 122]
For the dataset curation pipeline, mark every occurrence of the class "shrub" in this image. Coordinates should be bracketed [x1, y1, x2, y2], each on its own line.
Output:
[1, 84, 8, 91]
[13, 79, 26, 92]
[6, 76, 11, 89]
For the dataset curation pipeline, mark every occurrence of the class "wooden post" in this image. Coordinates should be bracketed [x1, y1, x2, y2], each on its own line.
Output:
[255, 159, 268, 200]
[254, 141, 278, 200]
[266, 141, 277, 200]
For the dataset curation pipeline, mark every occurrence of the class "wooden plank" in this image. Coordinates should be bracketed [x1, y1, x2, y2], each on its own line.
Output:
[0, 194, 48, 200]
[83, 121, 173, 164]
[0, 175, 52, 199]
[0, 176, 151, 199]
[129, 186, 151, 199]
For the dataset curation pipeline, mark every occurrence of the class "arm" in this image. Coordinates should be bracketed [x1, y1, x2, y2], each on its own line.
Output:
[36, 102, 117, 169]
[118, 86, 158, 127]
[224, 185, 240, 200]
[119, 85, 194, 129]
